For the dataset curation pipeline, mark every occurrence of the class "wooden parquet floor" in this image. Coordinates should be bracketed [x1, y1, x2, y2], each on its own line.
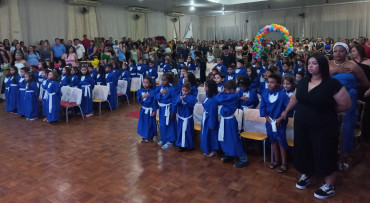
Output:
[0, 101, 369, 203]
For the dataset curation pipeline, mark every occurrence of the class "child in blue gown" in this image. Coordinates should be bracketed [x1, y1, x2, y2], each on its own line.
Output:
[237, 75, 259, 110]
[147, 60, 158, 82]
[95, 65, 106, 86]
[226, 65, 236, 81]
[214, 57, 227, 75]
[186, 57, 196, 73]
[129, 59, 138, 78]
[137, 77, 158, 142]
[17, 67, 27, 116]
[70, 67, 80, 88]
[119, 62, 131, 99]
[46, 70, 61, 124]
[162, 59, 171, 73]
[258, 68, 274, 95]
[235, 59, 247, 77]
[136, 58, 147, 84]
[105, 64, 118, 110]
[60, 66, 71, 87]
[260, 74, 290, 173]
[24, 72, 39, 120]
[246, 66, 259, 90]
[155, 73, 177, 149]
[41, 69, 50, 121]
[80, 66, 95, 117]
[173, 82, 198, 151]
[5, 67, 20, 113]
[201, 79, 219, 157]
[215, 80, 249, 168]
[215, 72, 225, 92]
[184, 72, 198, 97]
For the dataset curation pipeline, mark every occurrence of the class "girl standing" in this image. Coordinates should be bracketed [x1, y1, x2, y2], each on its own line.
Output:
[80, 66, 95, 117]
[24, 72, 39, 120]
[105, 64, 118, 110]
[17, 67, 28, 116]
[46, 70, 61, 124]
[5, 67, 20, 113]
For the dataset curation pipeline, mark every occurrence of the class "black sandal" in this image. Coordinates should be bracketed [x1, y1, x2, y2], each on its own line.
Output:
[269, 161, 281, 169]
[276, 163, 288, 173]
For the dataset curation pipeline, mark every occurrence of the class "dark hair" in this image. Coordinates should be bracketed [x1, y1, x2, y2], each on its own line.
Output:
[296, 70, 305, 77]
[98, 65, 106, 76]
[246, 66, 257, 79]
[222, 45, 229, 50]
[227, 65, 235, 70]
[350, 43, 367, 59]
[20, 67, 30, 74]
[223, 80, 237, 91]
[282, 74, 296, 89]
[43, 68, 50, 77]
[81, 66, 90, 77]
[182, 82, 191, 90]
[63, 66, 71, 76]
[268, 74, 282, 84]
[181, 66, 188, 71]
[215, 71, 225, 79]
[60, 59, 66, 67]
[105, 64, 113, 70]
[306, 54, 330, 81]
[237, 75, 251, 88]
[237, 59, 244, 65]
[187, 72, 197, 87]
[25, 71, 36, 84]
[143, 77, 154, 89]
[10, 66, 19, 76]
[71, 66, 80, 77]
[205, 79, 218, 98]
[50, 70, 59, 81]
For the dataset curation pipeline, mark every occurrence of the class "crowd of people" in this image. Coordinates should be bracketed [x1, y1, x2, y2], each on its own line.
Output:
[1, 34, 370, 200]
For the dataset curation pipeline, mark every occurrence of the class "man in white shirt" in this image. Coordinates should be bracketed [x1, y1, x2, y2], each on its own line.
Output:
[73, 38, 85, 61]
[112, 40, 119, 58]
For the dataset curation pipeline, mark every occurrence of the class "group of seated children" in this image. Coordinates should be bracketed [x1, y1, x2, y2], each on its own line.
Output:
[136, 54, 303, 171]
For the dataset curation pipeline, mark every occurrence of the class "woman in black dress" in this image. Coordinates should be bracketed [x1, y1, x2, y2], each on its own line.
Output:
[278, 54, 351, 199]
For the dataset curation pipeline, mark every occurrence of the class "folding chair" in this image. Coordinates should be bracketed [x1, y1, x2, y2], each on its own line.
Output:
[117, 80, 130, 106]
[240, 109, 269, 162]
[93, 85, 112, 115]
[60, 87, 84, 123]
[193, 103, 204, 132]
[157, 72, 164, 84]
[355, 100, 366, 150]
[130, 77, 141, 103]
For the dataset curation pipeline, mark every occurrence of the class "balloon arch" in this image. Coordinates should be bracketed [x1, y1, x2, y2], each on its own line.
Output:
[252, 24, 294, 61]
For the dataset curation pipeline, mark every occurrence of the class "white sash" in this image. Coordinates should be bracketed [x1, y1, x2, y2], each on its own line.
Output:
[269, 117, 277, 132]
[106, 82, 112, 95]
[19, 88, 26, 91]
[158, 102, 171, 125]
[178, 115, 193, 147]
[202, 111, 208, 135]
[142, 106, 153, 115]
[26, 90, 34, 93]
[82, 85, 91, 98]
[48, 92, 56, 113]
[218, 115, 235, 141]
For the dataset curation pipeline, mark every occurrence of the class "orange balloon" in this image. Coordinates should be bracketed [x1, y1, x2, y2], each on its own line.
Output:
[286, 31, 290, 35]
[263, 27, 267, 31]
[257, 38, 260, 41]
[289, 36, 292, 39]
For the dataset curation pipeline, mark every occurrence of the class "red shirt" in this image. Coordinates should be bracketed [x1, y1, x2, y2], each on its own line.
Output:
[82, 39, 91, 50]
[365, 42, 370, 59]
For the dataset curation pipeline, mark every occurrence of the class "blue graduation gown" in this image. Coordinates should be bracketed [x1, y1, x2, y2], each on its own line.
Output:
[60, 74, 70, 87]
[112, 68, 121, 79]
[173, 94, 198, 148]
[190, 85, 198, 97]
[105, 71, 118, 110]
[276, 60, 283, 71]
[95, 73, 106, 86]
[259, 80, 268, 95]
[137, 88, 158, 139]
[41, 78, 50, 117]
[214, 64, 227, 75]
[294, 64, 305, 75]
[177, 62, 186, 69]
[70, 74, 80, 88]
[217, 83, 224, 92]
[46, 80, 61, 122]
[235, 67, 247, 77]
[24, 81, 39, 119]
[226, 73, 236, 81]
[155, 85, 177, 143]
[37, 71, 43, 84]
[282, 71, 294, 76]
[5, 75, 19, 112]
[201, 96, 219, 154]
[129, 65, 138, 78]
[215, 92, 245, 156]
[17, 76, 26, 115]
[148, 67, 158, 81]
[187, 62, 196, 72]
[238, 88, 259, 109]
[136, 63, 147, 79]
[283, 89, 295, 118]
[119, 70, 131, 99]
[80, 74, 95, 114]
[249, 76, 259, 90]
[260, 89, 290, 149]
[162, 63, 171, 73]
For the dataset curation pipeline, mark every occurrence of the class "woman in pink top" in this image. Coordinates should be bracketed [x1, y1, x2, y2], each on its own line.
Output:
[62, 46, 77, 66]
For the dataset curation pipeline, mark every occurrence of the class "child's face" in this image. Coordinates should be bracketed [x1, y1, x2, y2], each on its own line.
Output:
[184, 74, 189, 82]
[182, 87, 190, 96]
[62, 68, 67, 75]
[216, 58, 222, 65]
[264, 71, 272, 79]
[42, 71, 47, 78]
[227, 68, 234, 74]
[161, 76, 169, 86]
[20, 70, 25, 77]
[236, 62, 242, 68]
[71, 68, 76, 74]
[214, 75, 223, 84]
[268, 61, 274, 66]
[10, 68, 15, 75]
[256, 63, 261, 68]
[48, 72, 53, 80]
[247, 68, 252, 76]
[187, 58, 191, 63]
[267, 78, 280, 90]
[223, 87, 234, 94]
[283, 58, 288, 63]
[299, 61, 303, 66]
[81, 67, 87, 75]
[149, 63, 154, 67]
[122, 64, 127, 70]
[283, 64, 289, 71]
[105, 67, 111, 73]
[239, 84, 247, 91]
[179, 58, 184, 63]
[204, 82, 209, 93]
[138, 60, 143, 64]
[88, 67, 93, 72]
[38, 63, 43, 69]
[181, 69, 187, 76]
[296, 74, 302, 82]
[283, 80, 293, 91]
[143, 79, 151, 89]
[25, 74, 30, 81]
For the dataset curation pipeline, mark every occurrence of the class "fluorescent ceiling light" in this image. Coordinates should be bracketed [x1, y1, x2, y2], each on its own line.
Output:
[207, 0, 266, 5]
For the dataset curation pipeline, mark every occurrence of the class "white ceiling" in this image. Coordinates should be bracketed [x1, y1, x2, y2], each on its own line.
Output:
[99, 0, 364, 16]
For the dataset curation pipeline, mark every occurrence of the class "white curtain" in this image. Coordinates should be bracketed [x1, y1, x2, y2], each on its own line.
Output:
[95, 4, 128, 40]
[18, 0, 66, 45]
[146, 12, 167, 37]
[67, 5, 99, 41]
[0, 0, 23, 42]
[127, 12, 146, 40]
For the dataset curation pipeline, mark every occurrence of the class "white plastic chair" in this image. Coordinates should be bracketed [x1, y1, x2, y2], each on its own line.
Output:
[157, 72, 164, 84]
[61, 87, 84, 123]
[117, 80, 130, 106]
[234, 109, 243, 132]
[93, 85, 112, 115]
[61, 86, 72, 102]
[130, 77, 141, 103]
[193, 102, 204, 132]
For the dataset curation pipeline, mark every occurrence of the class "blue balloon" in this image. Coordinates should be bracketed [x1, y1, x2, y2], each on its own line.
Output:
[285, 37, 289, 40]
[260, 29, 264, 32]
[277, 29, 280, 32]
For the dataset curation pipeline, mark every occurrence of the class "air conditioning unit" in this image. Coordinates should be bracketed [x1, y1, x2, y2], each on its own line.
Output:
[167, 12, 185, 17]
[128, 7, 151, 13]
[68, 0, 100, 7]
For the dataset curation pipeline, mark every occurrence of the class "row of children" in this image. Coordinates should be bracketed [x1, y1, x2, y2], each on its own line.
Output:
[4, 63, 120, 124]
[137, 69, 297, 171]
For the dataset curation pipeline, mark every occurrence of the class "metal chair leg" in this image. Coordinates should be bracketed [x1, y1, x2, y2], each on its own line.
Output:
[271, 144, 273, 163]
[66, 107, 69, 123]
[99, 102, 102, 115]
[78, 105, 84, 120]
[106, 100, 112, 111]
[263, 139, 266, 163]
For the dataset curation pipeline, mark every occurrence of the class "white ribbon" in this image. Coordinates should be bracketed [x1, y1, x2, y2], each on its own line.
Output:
[202, 111, 208, 135]
[138, 73, 144, 84]
[26, 90, 34, 93]
[227, 75, 233, 81]
[48, 92, 56, 113]
[142, 106, 153, 115]
[269, 116, 277, 132]
[19, 88, 26, 91]
[10, 84, 18, 87]
[218, 115, 234, 141]
[82, 85, 91, 98]
[158, 102, 171, 125]
[106, 82, 112, 95]
[178, 115, 193, 147]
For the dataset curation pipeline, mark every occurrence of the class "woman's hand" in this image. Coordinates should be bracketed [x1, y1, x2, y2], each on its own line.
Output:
[365, 88, 370, 97]
[280, 111, 288, 121]
[142, 93, 150, 98]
